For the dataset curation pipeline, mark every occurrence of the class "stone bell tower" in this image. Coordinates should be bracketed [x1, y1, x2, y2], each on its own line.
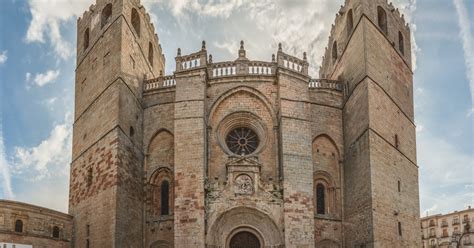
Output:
[69, 0, 164, 247]
[319, 0, 420, 247]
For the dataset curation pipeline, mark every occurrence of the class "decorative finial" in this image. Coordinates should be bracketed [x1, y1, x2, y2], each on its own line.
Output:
[202, 40, 206, 50]
[209, 54, 213, 63]
[272, 54, 275, 62]
[278, 43, 282, 52]
[303, 52, 307, 61]
[177, 48, 181, 56]
[238, 40, 246, 59]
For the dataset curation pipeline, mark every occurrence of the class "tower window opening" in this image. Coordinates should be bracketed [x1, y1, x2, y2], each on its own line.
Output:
[15, 219, 23, 232]
[347, 9, 354, 37]
[101, 3, 113, 29]
[398, 180, 401, 192]
[87, 167, 93, 186]
[129, 126, 135, 137]
[161, 180, 170, 215]
[84, 28, 90, 50]
[332, 41, 338, 64]
[395, 134, 399, 149]
[316, 183, 326, 215]
[398, 222, 402, 236]
[131, 8, 140, 37]
[377, 6, 388, 35]
[398, 31, 405, 55]
[53, 226, 60, 238]
[148, 42, 154, 67]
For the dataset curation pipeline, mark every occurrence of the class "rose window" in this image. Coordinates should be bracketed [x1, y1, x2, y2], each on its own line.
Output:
[225, 127, 259, 155]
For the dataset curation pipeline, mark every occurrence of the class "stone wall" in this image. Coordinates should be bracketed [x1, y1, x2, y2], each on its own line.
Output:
[0, 200, 72, 248]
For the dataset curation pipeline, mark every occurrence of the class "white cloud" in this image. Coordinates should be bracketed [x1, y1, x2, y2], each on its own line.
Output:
[418, 129, 474, 216]
[12, 113, 72, 180]
[0, 50, 7, 65]
[147, 0, 418, 75]
[453, 0, 474, 102]
[467, 107, 474, 117]
[0, 123, 14, 199]
[213, 40, 238, 56]
[9, 112, 73, 211]
[33, 69, 60, 87]
[26, 0, 91, 59]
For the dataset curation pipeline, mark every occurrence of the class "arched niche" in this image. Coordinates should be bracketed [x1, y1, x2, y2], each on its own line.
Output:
[206, 207, 283, 248]
[312, 135, 341, 219]
[146, 129, 174, 173]
[148, 167, 174, 217]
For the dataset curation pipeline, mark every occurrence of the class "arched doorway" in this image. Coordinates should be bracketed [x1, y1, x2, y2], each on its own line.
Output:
[229, 231, 261, 248]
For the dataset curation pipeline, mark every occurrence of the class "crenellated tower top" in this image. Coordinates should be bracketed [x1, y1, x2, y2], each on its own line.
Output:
[76, 0, 165, 76]
[320, 0, 412, 78]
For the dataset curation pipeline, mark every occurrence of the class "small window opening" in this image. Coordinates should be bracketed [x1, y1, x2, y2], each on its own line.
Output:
[398, 222, 402, 236]
[316, 183, 325, 215]
[53, 226, 60, 238]
[148, 42, 154, 67]
[84, 28, 90, 50]
[131, 8, 140, 37]
[15, 220, 23, 232]
[398, 31, 405, 55]
[86, 239, 90, 248]
[347, 9, 354, 37]
[86, 224, 90, 236]
[332, 41, 338, 64]
[129, 126, 135, 137]
[87, 167, 93, 186]
[395, 134, 399, 148]
[377, 6, 388, 35]
[161, 180, 170, 215]
[398, 180, 401, 192]
[101, 3, 113, 29]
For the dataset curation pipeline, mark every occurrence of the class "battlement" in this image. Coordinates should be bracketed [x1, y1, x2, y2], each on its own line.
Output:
[76, 0, 164, 75]
[320, 0, 412, 78]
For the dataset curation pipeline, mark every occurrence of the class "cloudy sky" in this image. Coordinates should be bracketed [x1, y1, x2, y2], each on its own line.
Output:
[0, 0, 472, 216]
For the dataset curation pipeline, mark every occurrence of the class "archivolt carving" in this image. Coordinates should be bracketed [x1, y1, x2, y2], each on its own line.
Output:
[206, 207, 283, 247]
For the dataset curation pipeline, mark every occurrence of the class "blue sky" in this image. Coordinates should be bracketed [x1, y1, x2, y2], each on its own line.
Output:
[0, 0, 472, 216]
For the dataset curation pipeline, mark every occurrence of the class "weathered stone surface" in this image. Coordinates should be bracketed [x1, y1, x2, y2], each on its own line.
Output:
[67, 0, 421, 247]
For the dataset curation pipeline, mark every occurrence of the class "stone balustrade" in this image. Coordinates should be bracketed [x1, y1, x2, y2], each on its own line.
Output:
[308, 79, 343, 91]
[283, 58, 304, 73]
[212, 63, 237, 77]
[144, 75, 176, 91]
[248, 62, 273, 75]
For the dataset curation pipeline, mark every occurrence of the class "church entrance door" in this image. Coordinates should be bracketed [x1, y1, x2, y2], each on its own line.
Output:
[229, 231, 261, 248]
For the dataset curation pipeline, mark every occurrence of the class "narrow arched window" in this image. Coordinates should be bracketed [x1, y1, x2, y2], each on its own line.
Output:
[398, 222, 403, 236]
[84, 28, 89, 50]
[332, 41, 338, 64]
[53, 226, 60, 238]
[316, 183, 325, 215]
[131, 8, 140, 37]
[15, 219, 23, 232]
[377, 6, 388, 35]
[160, 180, 169, 215]
[101, 3, 113, 29]
[398, 31, 405, 55]
[347, 9, 354, 37]
[148, 42, 154, 67]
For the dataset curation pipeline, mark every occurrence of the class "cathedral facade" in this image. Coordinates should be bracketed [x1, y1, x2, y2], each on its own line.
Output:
[69, 0, 420, 247]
